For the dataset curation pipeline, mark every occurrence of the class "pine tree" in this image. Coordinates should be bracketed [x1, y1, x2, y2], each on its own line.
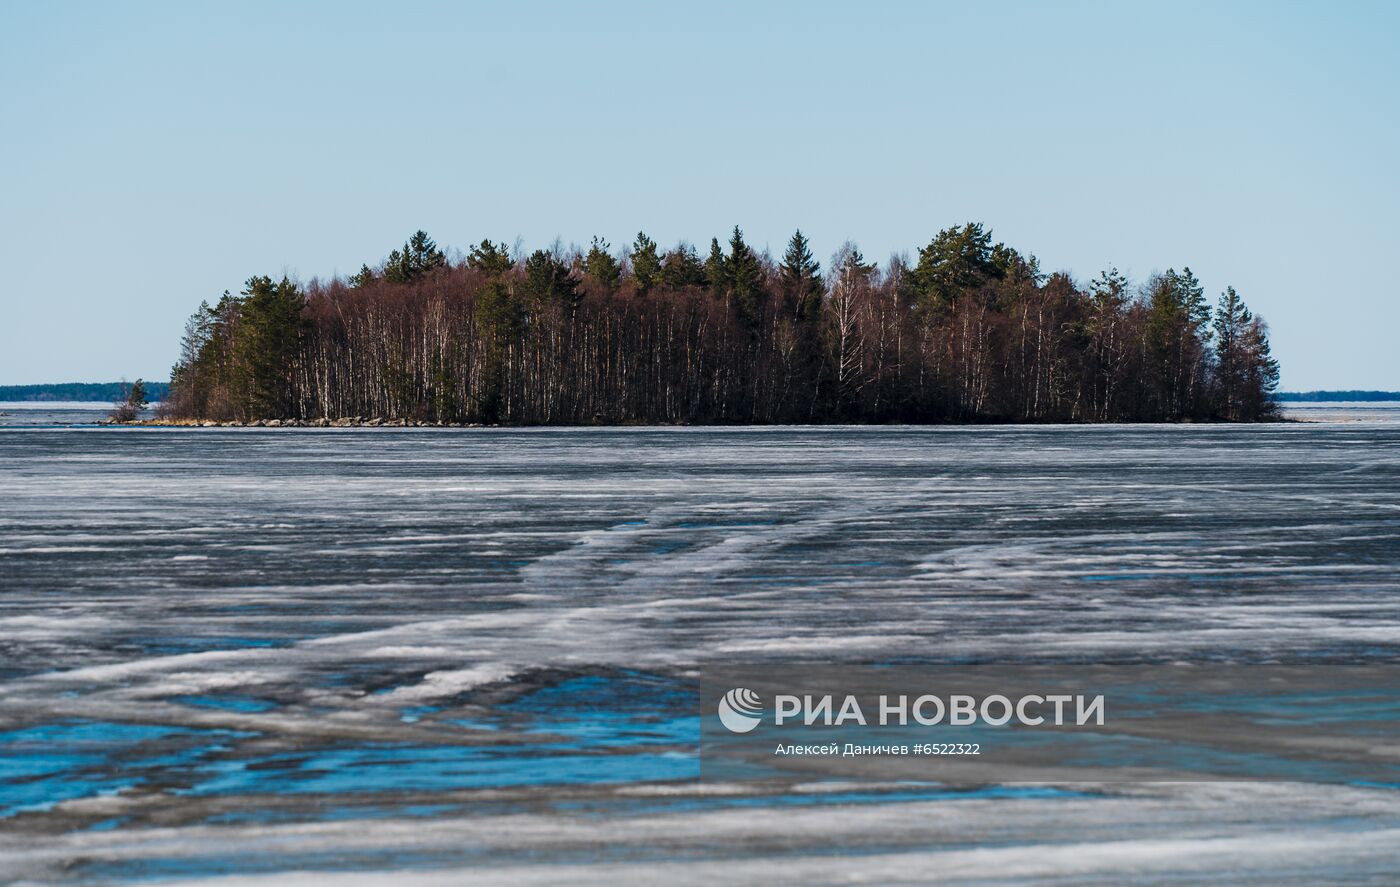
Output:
[383, 248, 409, 284]
[704, 237, 727, 292]
[584, 237, 621, 291]
[727, 226, 765, 326]
[910, 223, 1001, 312]
[406, 230, 446, 275]
[630, 232, 662, 295]
[476, 280, 523, 423]
[659, 244, 706, 288]
[524, 249, 579, 306]
[109, 378, 149, 422]
[1085, 268, 1130, 420]
[230, 276, 307, 418]
[1146, 267, 1212, 418]
[779, 229, 823, 320]
[478, 279, 524, 339]
[377, 231, 447, 284]
[1177, 267, 1210, 332]
[1214, 286, 1278, 419]
[349, 264, 376, 288]
[1239, 315, 1280, 419]
[467, 239, 514, 277]
[1212, 286, 1249, 419]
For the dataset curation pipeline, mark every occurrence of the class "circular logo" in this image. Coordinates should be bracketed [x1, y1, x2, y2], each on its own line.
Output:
[717, 687, 764, 733]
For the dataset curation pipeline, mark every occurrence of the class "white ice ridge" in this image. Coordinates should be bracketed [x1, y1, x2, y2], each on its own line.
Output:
[4, 783, 1400, 885]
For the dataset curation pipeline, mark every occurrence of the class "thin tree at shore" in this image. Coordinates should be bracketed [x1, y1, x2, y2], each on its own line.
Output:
[109, 379, 148, 422]
[163, 226, 1281, 424]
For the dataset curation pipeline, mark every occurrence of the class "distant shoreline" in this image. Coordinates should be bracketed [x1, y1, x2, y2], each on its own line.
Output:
[0, 382, 170, 402]
[7, 384, 1397, 407]
[1273, 391, 1400, 402]
[5, 386, 1394, 405]
[112, 415, 1296, 428]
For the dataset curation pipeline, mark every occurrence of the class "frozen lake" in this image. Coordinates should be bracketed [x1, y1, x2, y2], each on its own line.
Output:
[1, 417, 1399, 883]
[0, 402, 146, 427]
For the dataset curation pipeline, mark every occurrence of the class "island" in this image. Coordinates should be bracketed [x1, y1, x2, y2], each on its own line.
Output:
[160, 225, 1281, 425]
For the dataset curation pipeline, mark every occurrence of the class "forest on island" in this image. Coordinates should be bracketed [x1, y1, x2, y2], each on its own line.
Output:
[164, 225, 1280, 424]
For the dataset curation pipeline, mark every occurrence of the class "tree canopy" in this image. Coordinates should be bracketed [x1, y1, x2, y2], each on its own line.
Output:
[165, 226, 1281, 424]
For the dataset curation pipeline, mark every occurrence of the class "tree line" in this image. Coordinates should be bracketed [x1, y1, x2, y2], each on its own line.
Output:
[164, 225, 1280, 424]
[0, 382, 170, 402]
[1275, 391, 1398, 402]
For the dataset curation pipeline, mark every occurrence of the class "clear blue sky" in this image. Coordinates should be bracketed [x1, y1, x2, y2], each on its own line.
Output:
[2, 0, 1396, 389]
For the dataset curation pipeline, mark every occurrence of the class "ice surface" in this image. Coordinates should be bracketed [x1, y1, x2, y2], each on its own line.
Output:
[1, 416, 1399, 882]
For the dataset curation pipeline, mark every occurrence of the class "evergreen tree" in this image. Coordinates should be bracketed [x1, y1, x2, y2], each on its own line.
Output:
[910, 223, 1002, 312]
[1213, 286, 1249, 418]
[1145, 272, 1181, 413]
[727, 226, 765, 326]
[109, 378, 149, 422]
[1084, 268, 1130, 420]
[383, 248, 407, 283]
[1146, 267, 1212, 418]
[467, 239, 514, 277]
[1172, 267, 1211, 340]
[349, 264, 376, 288]
[1239, 314, 1280, 419]
[1213, 286, 1278, 419]
[477, 279, 524, 340]
[128, 379, 148, 411]
[475, 280, 524, 422]
[704, 237, 727, 292]
[779, 229, 824, 320]
[629, 232, 662, 295]
[231, 276, 307, 419]
[524, 249, 579, 306]
[659, 244, 706, 288]
[990, 243, 1039, 286]
[583, 236, 621, 291]
[381, 231, 446, 284]
[406, 230, 445, 274]
[1089, 268, 1129, 308]
[170, 300, 214, 407]
[429, 353, 457, 423]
